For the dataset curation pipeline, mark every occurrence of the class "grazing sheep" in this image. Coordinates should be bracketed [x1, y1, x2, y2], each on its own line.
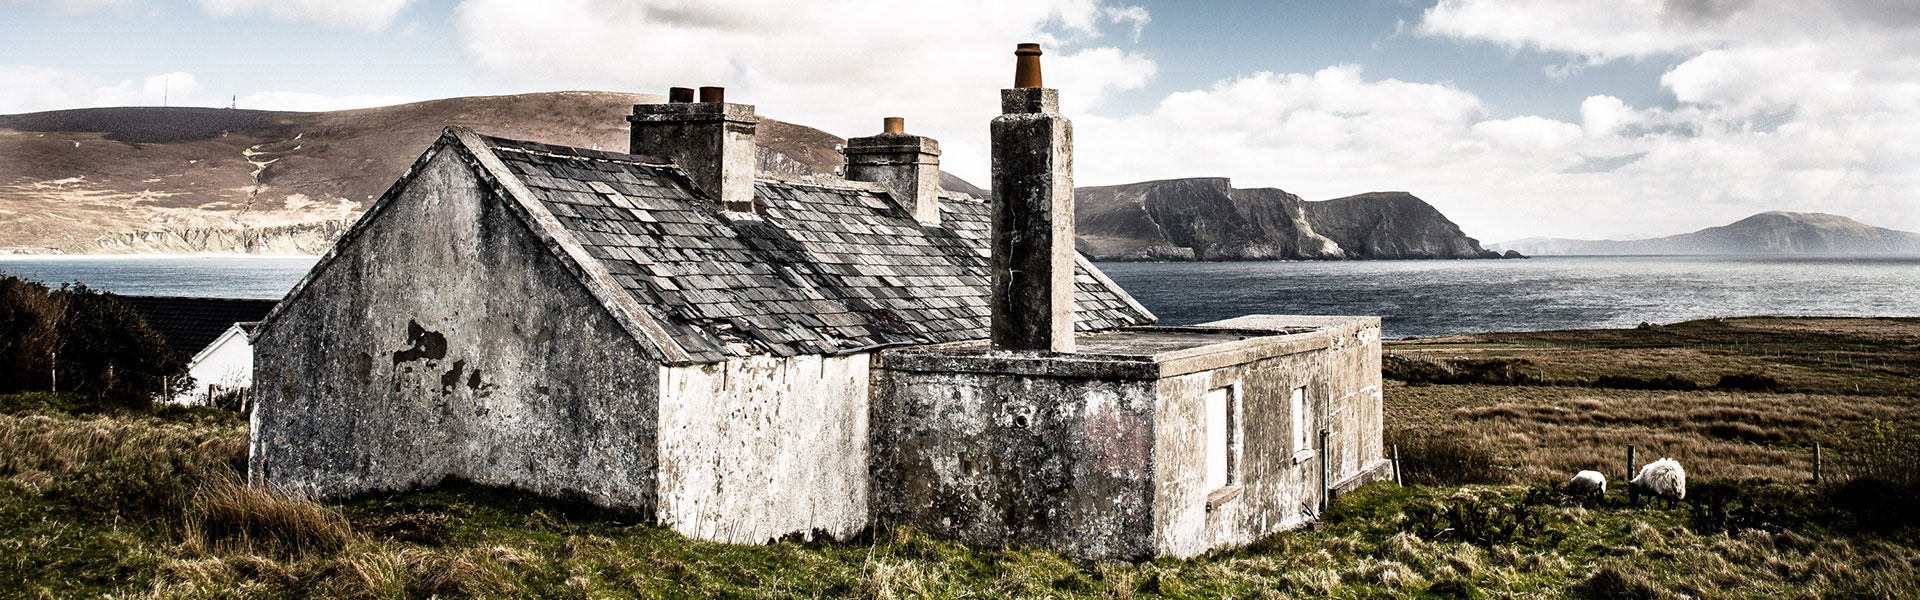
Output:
[1567, 470, 1607, 498]
[1629, 458, 1687, 501]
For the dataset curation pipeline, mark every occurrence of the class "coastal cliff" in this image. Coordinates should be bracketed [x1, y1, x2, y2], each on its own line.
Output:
[1075, 178, 1502, 261]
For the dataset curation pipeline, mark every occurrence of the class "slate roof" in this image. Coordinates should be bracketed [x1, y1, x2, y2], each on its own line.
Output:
[475, 133, 1155, 364]
[121, 296, 277, 356]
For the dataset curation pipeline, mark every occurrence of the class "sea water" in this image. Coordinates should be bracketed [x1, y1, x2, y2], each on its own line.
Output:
[1098, 255, 1920, 337]
[3, 255, 1915, 338]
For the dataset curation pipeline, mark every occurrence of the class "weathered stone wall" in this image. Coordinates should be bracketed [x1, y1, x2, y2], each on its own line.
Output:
[875, 316, 1385, 560]
[1153, 316, 1387, 557]
[1153, 350, 1322, 557]
[870, 363, 1160, 561]
[656, 353, 872, 543]
[250, 147, 662, 508]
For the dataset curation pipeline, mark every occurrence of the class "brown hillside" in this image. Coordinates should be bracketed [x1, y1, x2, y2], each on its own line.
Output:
[0, 91, 982, 253]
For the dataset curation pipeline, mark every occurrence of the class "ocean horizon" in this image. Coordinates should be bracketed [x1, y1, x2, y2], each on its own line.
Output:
[3, 254, 1916, 339]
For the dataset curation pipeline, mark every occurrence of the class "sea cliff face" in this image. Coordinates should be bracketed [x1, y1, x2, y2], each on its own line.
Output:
[61, 221, 350, 255]
[1075, 178, 1501, 261]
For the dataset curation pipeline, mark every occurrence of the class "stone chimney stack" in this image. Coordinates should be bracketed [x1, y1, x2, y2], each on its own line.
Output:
[844, 117, 943, 225]
[629, 86, 758, 212]
[990, 43, 1075, 353]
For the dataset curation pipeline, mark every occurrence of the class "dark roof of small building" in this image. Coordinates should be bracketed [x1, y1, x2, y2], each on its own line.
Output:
[259, 128, 1154, 365]
[479, 134, 1153, 363]
[121, 296, 277, 356]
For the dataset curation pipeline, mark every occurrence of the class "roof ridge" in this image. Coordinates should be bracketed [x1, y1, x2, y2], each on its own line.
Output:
[479, 134, 675, 168]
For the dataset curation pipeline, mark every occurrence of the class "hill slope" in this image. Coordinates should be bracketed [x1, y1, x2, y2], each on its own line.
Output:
[1075, 178, 1501, 260]
[1492, 212, 1920, 255]
[0, 92, 983, 254]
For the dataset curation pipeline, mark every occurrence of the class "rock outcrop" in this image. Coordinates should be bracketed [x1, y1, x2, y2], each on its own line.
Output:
[1491, 212, 1920, 255]
[1075, 178, 1501, 261]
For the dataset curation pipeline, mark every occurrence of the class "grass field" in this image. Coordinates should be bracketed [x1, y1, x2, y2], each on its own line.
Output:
[2, 316, 1916, 598]
[1385, 317, 1920, 484]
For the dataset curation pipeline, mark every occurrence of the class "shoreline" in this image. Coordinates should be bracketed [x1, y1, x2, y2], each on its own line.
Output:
[0, 253, 320, 260]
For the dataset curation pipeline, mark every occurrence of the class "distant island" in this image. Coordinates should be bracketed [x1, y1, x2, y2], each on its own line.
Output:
[1492, 212, 1920, 256]
[1076, 178, 1510, 261]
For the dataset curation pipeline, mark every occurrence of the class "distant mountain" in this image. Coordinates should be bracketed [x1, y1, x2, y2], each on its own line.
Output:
[1491, 212, 1920, 256]
[0, 91, 985, 254]
[1075, 178, 1504, 261]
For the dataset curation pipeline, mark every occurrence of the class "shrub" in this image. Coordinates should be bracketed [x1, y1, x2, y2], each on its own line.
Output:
[1823, 421, 1920, 529]
[0, 276, 189, 408]
[1714, 371, 1780, 392]
[1828, 420, 1920, 489]
[1592, 374, 1699, 391]
[1383, 356, 1545, 386]
[1383, 355, 1453, 385]
[1386, 429, 1508, 486]
[1401, 489, 1550, 546]
[1685, 480, 1827, 533]
[186, 473, 357, 558]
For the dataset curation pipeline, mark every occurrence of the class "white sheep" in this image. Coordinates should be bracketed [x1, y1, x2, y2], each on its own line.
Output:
[1566, 470, 1607, 498]
[1629, 458, 1687, 501]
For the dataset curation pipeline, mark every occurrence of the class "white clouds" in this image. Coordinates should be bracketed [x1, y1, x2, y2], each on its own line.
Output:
[1368, 0, 1920, 239]
[0, 65, 413, 115]
[1418, 0, 1727, 61]
[1073, 66, 1505, 196]
[6, 0, 415, 27]
[0, 0, 128, 14]
[1579, 95, 1631, 137]
[450, 0, 1155, 180]
[0, 66, 198, 113]
[198, 0, 413, 30]
[236, 91, 418, 111]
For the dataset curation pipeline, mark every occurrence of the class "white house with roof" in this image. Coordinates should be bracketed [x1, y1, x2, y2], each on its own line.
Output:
[176, 321, 257, 405]
[249, 45, 1387, 559]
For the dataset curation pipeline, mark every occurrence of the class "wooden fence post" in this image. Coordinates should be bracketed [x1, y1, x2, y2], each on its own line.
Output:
[1392, 444, 1403, 486]
[1627, 445, 1638, 505]
[1814, 442, 1823, 485]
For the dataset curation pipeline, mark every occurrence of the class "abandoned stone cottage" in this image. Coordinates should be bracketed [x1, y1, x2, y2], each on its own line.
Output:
[249, 45, 1388, 560]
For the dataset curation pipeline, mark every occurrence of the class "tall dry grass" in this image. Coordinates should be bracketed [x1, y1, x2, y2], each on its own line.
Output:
[184, 472, 357, 558]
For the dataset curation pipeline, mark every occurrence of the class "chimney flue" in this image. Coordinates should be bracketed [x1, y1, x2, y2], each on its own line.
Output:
[883, 117, 905, 134]
[990, 43, 1075, 353]
[1013, 43, 1043, 89]
[669, 87, 695, 103]
[698, 86, 725, 103]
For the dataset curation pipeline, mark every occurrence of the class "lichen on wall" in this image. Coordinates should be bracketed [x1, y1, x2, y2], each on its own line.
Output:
[871, 366, 1161, 561]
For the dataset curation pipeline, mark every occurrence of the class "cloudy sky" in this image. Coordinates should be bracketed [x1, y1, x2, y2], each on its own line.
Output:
[3, 0, 1917, 242]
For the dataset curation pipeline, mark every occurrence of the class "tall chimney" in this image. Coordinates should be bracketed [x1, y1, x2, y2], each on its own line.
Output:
[844, 117, 943, 225]
[629, 87, 758, 212]
[990, 43, 1075, 353]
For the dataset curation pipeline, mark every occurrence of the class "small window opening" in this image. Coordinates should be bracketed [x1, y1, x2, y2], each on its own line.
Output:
[1291, 386, 1311, 454]
[1204, 385, 1236, 491]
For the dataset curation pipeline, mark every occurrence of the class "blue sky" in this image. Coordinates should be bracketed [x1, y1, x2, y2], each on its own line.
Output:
[3, 0, 1916, 242]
